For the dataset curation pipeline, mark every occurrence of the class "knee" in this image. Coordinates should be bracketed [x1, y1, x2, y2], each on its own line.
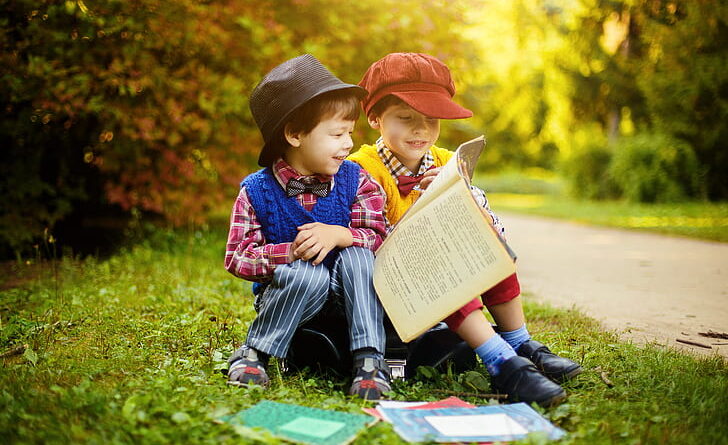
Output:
[273, 259, 330, 293]
[336, 246, 374, 272]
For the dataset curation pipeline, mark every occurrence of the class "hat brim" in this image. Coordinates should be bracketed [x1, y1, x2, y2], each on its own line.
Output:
[257, 84, 366, 167]
[390, 91, 473, 120]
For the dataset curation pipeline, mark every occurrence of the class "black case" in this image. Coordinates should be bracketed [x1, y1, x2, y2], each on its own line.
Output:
[284, 305, 477, 379]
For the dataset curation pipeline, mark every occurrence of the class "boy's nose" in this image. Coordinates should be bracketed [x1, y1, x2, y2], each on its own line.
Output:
[412, 119, 428, 135]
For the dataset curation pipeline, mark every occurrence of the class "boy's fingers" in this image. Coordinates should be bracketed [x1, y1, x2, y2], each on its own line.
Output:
[294, 236, 318, 254]
[293, 231, 312, 246]
[296, 239, 320, 260]
[297, 222, 319, 230]
[303, 244, 323, 262]
[311, 247, 330, 265]
[422, 167, 441, 178]
[295, 245, 310, 260]
[419, 168, 442, 190]
[298, 249, 310, 261]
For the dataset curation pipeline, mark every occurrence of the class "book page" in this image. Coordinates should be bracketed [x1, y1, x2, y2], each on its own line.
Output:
[455, 135, 485, 181]
[373, 178, 516, 342]
[425, 414, 528, 437]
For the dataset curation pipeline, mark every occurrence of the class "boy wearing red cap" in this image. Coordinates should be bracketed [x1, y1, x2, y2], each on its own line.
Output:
[349, 53, 581, 407]
[225, 54, 391, 400]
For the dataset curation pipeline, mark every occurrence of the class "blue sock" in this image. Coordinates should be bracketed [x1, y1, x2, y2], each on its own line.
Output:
[474, 335, 517, 376]
[499, 324, 531, 351]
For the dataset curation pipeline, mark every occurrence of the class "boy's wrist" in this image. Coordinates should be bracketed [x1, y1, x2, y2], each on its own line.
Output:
[335, 225, 354, 248]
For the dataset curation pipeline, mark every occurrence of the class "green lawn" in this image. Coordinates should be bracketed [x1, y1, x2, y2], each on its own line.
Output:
[2, 226, 727, 444]
[472, 173, 728, 242]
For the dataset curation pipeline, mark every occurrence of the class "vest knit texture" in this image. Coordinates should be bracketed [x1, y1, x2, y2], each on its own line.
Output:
[242, 160, 360, 274]
[348, 144, 453, 225]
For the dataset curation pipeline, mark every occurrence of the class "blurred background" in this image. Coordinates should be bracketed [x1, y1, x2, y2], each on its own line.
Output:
[1, 0, 725, 258]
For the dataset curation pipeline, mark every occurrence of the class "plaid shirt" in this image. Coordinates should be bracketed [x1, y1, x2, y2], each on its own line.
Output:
[225, 158, 387, 282]
[375, 138, 506, 237]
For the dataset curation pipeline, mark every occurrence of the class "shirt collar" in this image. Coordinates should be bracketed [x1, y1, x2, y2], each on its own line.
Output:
[271, 158, 334, 189]
[375, 137, 434, 177]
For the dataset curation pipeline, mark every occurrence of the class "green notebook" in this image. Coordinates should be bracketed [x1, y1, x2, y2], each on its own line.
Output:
[221, 401, 376, 445]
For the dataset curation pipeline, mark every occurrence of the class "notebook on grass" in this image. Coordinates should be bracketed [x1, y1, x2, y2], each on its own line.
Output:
[378, 402, 565, 443]
[220, 400, 377, 445]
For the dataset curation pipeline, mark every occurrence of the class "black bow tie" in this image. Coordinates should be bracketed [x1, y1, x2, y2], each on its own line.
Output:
[285, 178, 330, 198]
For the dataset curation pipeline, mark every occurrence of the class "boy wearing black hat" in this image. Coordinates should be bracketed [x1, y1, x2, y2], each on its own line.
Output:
[224, 55, 390, 400]
[349, 53, 581, 407]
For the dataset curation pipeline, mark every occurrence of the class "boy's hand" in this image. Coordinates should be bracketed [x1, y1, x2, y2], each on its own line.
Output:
[418, 167, 442, 190]
[291, 223, 353, 265]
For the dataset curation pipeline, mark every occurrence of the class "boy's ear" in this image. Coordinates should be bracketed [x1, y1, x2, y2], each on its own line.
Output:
[283, 124, 301, 147]
[367, 115, 381, 130]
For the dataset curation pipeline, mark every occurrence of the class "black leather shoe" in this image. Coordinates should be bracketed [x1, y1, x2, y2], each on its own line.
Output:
[517, 340, 582, 383]
[491, 356, 566, 407]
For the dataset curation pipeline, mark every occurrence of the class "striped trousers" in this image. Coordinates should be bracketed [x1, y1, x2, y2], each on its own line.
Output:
[245, 246, 385, 358]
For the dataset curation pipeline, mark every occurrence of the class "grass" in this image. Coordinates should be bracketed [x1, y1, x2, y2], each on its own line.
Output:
[2, 225, 727, 444]
[473, 171, 728, 242]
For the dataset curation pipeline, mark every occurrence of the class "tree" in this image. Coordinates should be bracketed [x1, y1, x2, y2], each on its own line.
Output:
[0, 0, 479, 256]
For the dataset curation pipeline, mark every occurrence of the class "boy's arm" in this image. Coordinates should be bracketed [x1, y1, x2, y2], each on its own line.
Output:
[224, 187, 292, 281]
[469, 184, 506, 238]
[348, 169, 388, 251]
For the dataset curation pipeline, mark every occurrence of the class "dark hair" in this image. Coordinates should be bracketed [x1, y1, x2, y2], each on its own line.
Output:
[368, 94, 406, 118]
[265, 89, 361, 163]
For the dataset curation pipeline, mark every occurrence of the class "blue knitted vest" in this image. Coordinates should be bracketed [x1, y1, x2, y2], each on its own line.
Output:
[242, 160, 360, 291]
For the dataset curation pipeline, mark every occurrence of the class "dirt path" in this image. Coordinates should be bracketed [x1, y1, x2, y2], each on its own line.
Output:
[499, 211, 728, 358]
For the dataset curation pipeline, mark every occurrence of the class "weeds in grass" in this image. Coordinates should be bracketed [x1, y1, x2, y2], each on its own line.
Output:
[1, 226, 727, 444]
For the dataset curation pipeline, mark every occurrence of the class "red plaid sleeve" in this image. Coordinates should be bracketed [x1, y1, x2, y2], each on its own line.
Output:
[224, 187, 291, 281]
[349, 169, 387, 251]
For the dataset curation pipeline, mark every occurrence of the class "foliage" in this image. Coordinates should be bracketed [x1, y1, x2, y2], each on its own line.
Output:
[546, 0, 728, 199]
[0, 0, 478, 257]
[630, 0, 728, 200]
[562, 144, 615, 200]
[461, 0, 726, 200]
[608, 132, 704, 203]
[558, 126, 619, 200]
[1, 226, 727, 443]
[2, 0, 726, 256]
[1, 0, 260, 256]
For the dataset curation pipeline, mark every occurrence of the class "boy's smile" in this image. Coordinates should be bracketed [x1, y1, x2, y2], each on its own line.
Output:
[369, 103, 440, 173]
[284, 115, 356, 177]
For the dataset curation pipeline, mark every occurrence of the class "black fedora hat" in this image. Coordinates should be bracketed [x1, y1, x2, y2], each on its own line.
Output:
[250, 54, 366, 167]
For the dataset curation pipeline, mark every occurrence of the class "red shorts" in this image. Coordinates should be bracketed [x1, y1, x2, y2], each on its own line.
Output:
[442, 273, 521, 331]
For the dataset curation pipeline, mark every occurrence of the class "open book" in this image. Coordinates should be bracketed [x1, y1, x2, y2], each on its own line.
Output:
[373, 136, 517, 342]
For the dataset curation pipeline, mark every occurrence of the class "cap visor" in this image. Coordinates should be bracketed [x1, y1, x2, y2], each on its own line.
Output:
[392, 91, 473, 119]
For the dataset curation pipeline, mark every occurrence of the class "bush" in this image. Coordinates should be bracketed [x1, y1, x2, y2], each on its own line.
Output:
[561, 142, 619, 200]
[608, 133, 704, 203]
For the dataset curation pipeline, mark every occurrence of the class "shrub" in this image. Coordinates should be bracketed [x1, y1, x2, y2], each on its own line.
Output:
[561, 141, 619, 200]
[608, 132, 704, 203]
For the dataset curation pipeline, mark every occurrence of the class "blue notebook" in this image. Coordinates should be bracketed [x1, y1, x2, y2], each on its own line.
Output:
[379, 402, 565, 443]
[221, 401, 376, 445]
